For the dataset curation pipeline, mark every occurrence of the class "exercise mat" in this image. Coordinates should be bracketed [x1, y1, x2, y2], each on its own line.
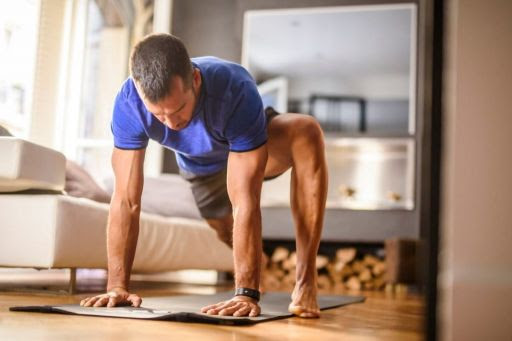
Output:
[10, 291, 365, 325]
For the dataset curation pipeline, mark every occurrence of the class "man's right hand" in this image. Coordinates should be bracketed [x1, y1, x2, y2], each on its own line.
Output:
[80, 287, 142, 308]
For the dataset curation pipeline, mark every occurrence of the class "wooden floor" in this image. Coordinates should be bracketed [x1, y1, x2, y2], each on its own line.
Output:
[0, 270, 424, 340]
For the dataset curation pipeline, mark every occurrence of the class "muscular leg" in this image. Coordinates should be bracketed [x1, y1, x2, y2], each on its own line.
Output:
[265, 114, 328, 318]
[204, 113, 327, 306]
[206, 215, 233, 248]
[205, 215, 269, 292]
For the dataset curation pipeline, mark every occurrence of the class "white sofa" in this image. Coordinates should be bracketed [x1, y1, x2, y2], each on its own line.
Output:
[0, 137, 233, 291]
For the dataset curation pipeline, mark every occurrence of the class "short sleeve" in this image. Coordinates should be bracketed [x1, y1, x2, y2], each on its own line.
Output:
[224, 81, 267, 152]
[111, 88, 149, 150]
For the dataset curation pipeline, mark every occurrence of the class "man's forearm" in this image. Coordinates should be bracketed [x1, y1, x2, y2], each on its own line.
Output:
[106, 198, 140, 291]
[232, 203, 262, 291]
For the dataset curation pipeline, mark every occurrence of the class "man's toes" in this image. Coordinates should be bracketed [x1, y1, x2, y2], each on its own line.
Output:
[288, 304, 304, 315]
[299, 311, 320, 318]
[288, 304, 320, 318]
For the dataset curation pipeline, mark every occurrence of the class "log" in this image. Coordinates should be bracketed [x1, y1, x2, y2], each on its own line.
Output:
[338, 263, 354, 278]
[372, 261, 387, 277]
[281, 273, 295, 291]
[345, 276, 361, 291]
[326, 265, 342, 286]
[363, 281, 375, 290]
[262, 275, 280, 292]
[289, 252, 297, 266]
[317, 274, 331, 290]
[351, 260, 366, 274]
[333, 281, 345, 292]
[271, 247, 289, 263]
[268, 266, 285, 280]
[373, 275, 386, 290]
[286, 268, 296, 279]
[327, 261, 353, 283]
[336, 248, 357, 263]
[315, 255, 329, 269]
[333, 260, 345, 273]
[326, 264, 338, 282]
[358, 268, 372, 282]
[281, 252, 297, 271]
[363, 254, 380, 267]
[282, 258, 295, 271]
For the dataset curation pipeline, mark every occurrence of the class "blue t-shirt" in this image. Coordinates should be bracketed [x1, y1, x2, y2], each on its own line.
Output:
[111, 56, 267, 175]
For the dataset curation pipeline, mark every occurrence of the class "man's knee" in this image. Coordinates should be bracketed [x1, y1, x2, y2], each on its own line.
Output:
[291, 116, 325, 151]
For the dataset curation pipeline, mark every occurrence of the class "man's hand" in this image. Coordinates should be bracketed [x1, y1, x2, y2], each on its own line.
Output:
[79, 287, 142, 308]
[200, 295, 261, 317]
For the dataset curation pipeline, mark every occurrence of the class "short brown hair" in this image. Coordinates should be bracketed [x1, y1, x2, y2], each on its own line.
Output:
[130, 33, 193, 103]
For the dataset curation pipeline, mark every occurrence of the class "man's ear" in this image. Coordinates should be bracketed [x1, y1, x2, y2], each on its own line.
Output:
[193, 68, 201, 86]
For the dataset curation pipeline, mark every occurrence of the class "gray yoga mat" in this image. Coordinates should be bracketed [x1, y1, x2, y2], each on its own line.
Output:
[10, 291, 365, 325]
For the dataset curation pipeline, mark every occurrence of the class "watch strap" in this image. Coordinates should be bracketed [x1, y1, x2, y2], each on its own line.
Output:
[235, 287, 260, 302]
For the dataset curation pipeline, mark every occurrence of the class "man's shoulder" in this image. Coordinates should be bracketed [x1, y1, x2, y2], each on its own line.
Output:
[117, 77, 139, 102]
[192, 56, 244, 72]
[113, 77, 146, 124]
[192, 56, 253, 89]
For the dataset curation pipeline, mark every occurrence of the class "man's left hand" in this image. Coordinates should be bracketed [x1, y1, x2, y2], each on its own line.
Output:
[200, 295, 260, 317]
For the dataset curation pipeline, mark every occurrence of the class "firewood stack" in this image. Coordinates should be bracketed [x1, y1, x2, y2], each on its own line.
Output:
[262, 247, 387, 292]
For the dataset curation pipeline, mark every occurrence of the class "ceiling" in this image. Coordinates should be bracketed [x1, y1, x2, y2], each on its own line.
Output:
[243, 5, 415, 82]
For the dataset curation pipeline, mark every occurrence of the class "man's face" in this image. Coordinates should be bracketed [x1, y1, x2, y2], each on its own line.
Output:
[137, 69, 201, 131]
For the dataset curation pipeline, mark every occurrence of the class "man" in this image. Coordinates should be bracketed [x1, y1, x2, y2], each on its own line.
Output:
[80, 33, 328, 318]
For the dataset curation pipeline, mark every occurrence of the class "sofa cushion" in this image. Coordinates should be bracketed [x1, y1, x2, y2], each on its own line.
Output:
[0, 137, 66, 192]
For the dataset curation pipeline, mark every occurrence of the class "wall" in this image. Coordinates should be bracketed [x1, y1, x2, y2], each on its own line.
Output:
[172, 0, 413, 63]
[29, 0, 68, 148]
[439, 0, 512, 339]
[169, 0, 422, 242]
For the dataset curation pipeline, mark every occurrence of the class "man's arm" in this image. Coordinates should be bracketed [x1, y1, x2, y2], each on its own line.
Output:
[227, 144, 267, 291]
[201, 143, 267, 317]
[107, 147, 145, 291]
[80, 147, 145, 308]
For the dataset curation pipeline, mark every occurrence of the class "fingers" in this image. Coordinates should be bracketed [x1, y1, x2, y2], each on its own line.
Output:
[201, 300, 261, 317]
[218, 302, 244, 316]
[80, 296, 103, 307]
[249, 305, 260, 317]
[80, 292, 141, 308]
[128, 294, 142, 307]
[232, 304, 251, 317]
[107, 296, 117, 308]
[93, 296, 110, 307]
[200, 301, 226, 313]
[205, 301, 233, 315]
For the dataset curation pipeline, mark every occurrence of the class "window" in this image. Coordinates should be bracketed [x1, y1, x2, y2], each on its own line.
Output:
[75, 0, 132, 181]
[66, 0, 158, 182]
[0, 0, 40, 137]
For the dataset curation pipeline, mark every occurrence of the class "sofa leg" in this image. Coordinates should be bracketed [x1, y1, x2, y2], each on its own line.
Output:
[68, 268, 77, 295]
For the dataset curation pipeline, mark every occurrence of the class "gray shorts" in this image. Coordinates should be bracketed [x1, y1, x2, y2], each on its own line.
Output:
[180, 107, 281, 219]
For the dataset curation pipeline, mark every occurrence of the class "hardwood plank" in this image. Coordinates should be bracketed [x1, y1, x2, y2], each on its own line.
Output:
[0, 278, 424, 340]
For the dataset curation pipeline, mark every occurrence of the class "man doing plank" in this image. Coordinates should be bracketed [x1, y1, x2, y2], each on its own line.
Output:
[80, 33, 328, 318]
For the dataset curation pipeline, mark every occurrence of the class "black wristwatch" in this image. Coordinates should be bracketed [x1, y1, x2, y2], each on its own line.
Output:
[235, 287, 260, 302]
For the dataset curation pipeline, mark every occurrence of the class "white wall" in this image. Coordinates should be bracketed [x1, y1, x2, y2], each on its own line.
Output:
[439, 0, 512, 340]
[29, 0, 68, 148]
[288, 74, 410, 99]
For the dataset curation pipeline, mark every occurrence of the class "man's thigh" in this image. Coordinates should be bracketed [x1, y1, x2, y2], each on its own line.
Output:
[264, 113, 305, 178]
[180, 168, 232, 219]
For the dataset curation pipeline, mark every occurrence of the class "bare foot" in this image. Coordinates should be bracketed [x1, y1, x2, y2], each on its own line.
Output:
[288, 282, 320, 318]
